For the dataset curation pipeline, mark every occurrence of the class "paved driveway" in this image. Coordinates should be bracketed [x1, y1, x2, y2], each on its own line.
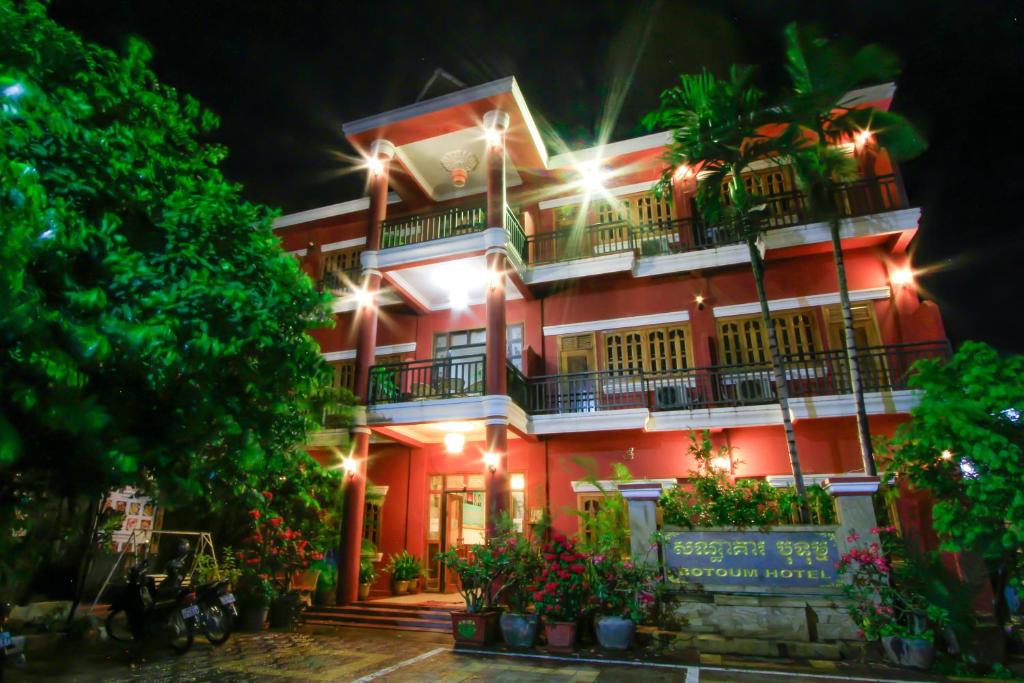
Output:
[6, 626, 948, 682]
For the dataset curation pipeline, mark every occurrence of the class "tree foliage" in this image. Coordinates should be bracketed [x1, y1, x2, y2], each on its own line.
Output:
[0, 0, 341, 588]
[883, 342, 1024, 594]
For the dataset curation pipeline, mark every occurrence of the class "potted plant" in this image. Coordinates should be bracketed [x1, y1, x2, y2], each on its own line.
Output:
[384, 551, 421, 595]
[358, 559, 377, 601]
[836, 526, 949, 670]
[235, 570, 275, 632]
[496, 534, 543, 648]
[589, 553, 658, 650]
[313, 557, 338, 607]
[438, 543, 506, 647]
[532, 535, 588, 653]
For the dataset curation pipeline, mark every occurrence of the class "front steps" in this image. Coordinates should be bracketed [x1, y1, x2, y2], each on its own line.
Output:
[304, 601, 453, 634]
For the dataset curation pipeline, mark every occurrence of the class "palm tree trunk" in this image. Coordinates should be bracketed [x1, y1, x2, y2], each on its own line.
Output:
[829, 219, 876, 476]
[747, 239, 811, 523]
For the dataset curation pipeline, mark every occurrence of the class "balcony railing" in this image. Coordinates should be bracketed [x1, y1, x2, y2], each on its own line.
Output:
[525, 175, 906, 265]
[366, 341, 949, 411]
[368, 354, 486, 404]
[319, 266, 361, 293]
[380, 204, 487, 249]
[523, 341, 949, 415]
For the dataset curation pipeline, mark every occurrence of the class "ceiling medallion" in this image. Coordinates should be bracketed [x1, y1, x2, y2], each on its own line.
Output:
[440, 149, 479, 188]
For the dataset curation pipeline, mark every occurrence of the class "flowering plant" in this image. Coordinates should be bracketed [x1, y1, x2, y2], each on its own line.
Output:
[438, 542, 508, 613]
[836, 526, 948, 641]
[237, 491, 325, 593]
[494, 533, 543, 614]
[531, 534, 589, 622]
[588, 553, 659, 622]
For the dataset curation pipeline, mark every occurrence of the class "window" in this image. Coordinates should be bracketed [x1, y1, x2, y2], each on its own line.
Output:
[577, 494, 604, 547]
[602, 324, 692, 375]
[331, 360, 356, 391]
[722, 167, 795, 201]
[362, 498, 382, 549]
[433, 325, 525, 370]
[717, 310, 818, 365]
[322, 247, 363, 273]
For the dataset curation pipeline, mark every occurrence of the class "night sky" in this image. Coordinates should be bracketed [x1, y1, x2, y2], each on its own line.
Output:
[50, 1, 1024, 353]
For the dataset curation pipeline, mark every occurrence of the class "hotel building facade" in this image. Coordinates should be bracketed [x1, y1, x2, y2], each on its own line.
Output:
[273, 77, 948, 602]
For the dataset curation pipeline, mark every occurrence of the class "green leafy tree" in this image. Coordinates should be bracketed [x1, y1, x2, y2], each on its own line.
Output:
[0, 1, 342, 594]
[883, 342, 1024, 625]
[781, 23, 927, 476]
[644, 67, 810, 520]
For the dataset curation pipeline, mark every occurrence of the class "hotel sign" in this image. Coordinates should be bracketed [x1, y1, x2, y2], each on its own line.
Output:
[663, 529, 840, 592]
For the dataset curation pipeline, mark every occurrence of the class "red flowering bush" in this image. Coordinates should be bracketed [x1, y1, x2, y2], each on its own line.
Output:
[531, 535, 589, 622]
[588, 553, 659, 622]
[237, 491, 326, 593]
[836, 526, 948, 641]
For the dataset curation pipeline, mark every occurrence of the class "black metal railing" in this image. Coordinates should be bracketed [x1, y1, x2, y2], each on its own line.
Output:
[505, 206, 528, 266]
[525, 175, 906, 264]
[368, 355, 486, 404]
[380, 204, 487, 248]
[506, 361, 530, 410]
[521, 341, 949, 414]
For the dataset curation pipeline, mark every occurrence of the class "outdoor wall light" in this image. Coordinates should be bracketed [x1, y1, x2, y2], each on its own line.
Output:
[510, 473, 525, 491]
[485, 267, 503, 290]
[444, 432, 465, 454]
[710, 455, 732, 473]
[673, 164, 693, 181]
[854, 128, 874, 152]
[366, 156, 384, 177]
[484, 125, 502, 148]
[694, 294, 706, 310]
[483, 451, 500, 472]
[341, 456, 358, 477]
[890, 267, 914, 287]
[352, 286, 375, 309]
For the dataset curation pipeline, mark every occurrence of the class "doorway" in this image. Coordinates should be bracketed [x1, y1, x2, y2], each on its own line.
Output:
[439, 489, 486, 592]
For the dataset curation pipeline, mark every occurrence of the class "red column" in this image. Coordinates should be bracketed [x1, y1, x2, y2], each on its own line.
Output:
[338, 139, 394, 604]
[483, 110, 510, 535]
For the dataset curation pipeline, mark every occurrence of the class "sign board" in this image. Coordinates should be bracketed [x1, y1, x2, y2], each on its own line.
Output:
[663, 528, 840, 593]
[102, 488, 158, 552]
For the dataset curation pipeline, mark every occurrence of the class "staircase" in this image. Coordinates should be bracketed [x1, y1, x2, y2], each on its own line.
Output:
[304, 601, 454, 634]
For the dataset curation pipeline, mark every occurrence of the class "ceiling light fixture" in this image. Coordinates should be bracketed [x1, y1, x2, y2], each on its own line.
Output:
[891, 267, 914, 287]
[444, 432, 466, 454]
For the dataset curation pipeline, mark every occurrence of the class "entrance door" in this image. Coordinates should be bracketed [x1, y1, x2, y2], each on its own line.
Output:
[826, 305, 886, 391]
[557, 333, 597, 412]
[443, 493, 463, 593]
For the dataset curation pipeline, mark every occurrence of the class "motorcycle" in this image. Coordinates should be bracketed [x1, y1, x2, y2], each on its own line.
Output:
[193, 578, 237, 646]
[105, 543, 198, 654]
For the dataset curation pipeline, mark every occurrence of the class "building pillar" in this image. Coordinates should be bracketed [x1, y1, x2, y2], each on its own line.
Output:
[822, 476, 881, 558]
[339, 139, 394, 604]
[617, 482, 668, 566]
[483, 109, 510, 535]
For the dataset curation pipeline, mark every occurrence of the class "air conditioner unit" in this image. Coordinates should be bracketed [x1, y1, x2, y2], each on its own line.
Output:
[737, 378, 773, 401]
[654, 385, 685, 410]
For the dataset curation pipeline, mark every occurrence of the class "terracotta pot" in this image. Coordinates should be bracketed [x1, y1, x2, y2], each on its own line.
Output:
[881, 635, 934, 670]
[451, 611, 498, 647]
[544, 620, 578, 654]
[595, 615, 635, 650]
[358, 583, 372, 600]
[393, 579, 410, 595]
[500, 612, 539, 648]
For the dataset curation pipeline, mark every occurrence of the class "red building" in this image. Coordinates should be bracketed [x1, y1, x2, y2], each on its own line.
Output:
[273, 77, 947, 602]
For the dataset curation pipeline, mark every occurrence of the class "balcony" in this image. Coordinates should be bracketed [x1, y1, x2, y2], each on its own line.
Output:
[367, 341, 948, 416]
[525, 174, 907, 266]
[523, 341, 948, 415]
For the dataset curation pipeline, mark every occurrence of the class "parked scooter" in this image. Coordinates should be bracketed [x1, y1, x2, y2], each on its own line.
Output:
[193, 578, 236, 646]
[105, 541, 198, 654]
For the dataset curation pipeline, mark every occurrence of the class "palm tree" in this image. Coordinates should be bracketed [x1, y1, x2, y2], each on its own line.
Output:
[644, 66, 811, 520]
[780, 24, 926, 476]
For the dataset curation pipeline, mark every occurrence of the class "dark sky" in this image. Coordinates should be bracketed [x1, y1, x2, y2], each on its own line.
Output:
[50, 0, 1024, 353]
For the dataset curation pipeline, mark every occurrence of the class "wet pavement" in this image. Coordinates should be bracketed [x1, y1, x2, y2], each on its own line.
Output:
[5, 626, 955, 682]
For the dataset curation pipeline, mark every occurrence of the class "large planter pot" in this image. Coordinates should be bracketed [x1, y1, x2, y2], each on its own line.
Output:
[881, 635, 934, 670]
[393, 579, 410, 595]
[451, 611, 498, 647]
[236, 603, 269, 632]
[595, 615, 636, 650]
[268, 593, 304, 630]
[544, 620, 578, 654]
[358, 583, 372, 601]
[500, 612, 539, 648]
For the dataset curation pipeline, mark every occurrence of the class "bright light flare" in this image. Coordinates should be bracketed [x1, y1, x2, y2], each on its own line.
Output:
[483, 451, 500, 471]
[341, 456, 358, 475]
[673, 164, 693, 182]
[352, 286, 375, 309]
[485, 268, 503, 290]
[510, 473, 525, 491]
[484, 125, 502, 148]
[891, 267, 915, 287]
[365, 156, 384, 176]
[444, 432, 466, 454]
[709, 456, 731, 472]
[855, 129, 874, 149]
[940, 449, 953, 461]
[577, 162, 610, 195]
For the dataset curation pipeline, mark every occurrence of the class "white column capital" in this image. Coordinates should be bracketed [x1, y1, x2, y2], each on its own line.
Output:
[369, 139, 396, 160]
[483, 110, 510, 132]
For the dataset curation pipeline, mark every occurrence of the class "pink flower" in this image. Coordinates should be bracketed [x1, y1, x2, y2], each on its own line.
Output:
[846, 531, 860, 543]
